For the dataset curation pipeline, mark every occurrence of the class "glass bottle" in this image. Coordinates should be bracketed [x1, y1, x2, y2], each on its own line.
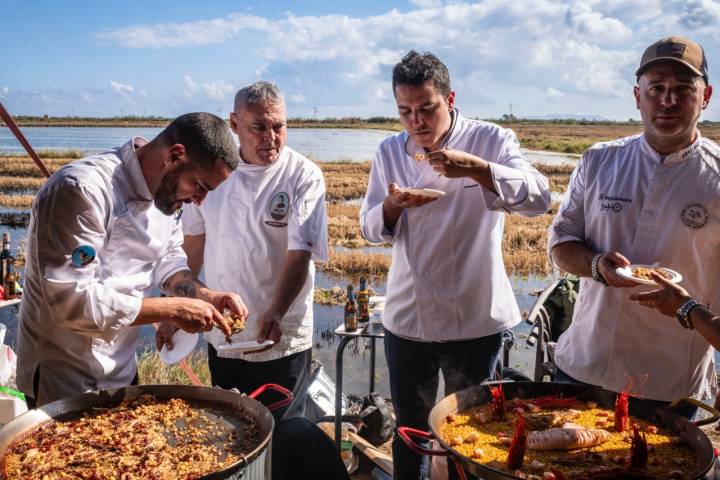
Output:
[344, 285, 358, 332]
[4, 262, 17, 300]
[0, 233, 11, 283]
[357, 277, 370, 323]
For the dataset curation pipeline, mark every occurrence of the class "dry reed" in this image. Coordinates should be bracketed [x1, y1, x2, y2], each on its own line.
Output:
[0, 158, 69, 177]
[0, 176, 45, 192]
[136, 349, 211, 385]
[321, 248, 392, 278]
[0, 195, 34, 209]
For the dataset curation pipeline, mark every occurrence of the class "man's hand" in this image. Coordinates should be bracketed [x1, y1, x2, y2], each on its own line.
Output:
[426, 149, 487, 178]
[198, 288, 249, 323]
[255, 311, 283, 353]
[382, 182, 438, 231]
[156, 321, 178, 351]
[170, 297, 232, 335]
[385, 183, 438, 210]
[597, 252, 640, 288]
[629, 271, 692, 317]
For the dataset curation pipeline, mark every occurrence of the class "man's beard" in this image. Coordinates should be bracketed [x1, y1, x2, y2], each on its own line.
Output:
[154, 171, 181, 215]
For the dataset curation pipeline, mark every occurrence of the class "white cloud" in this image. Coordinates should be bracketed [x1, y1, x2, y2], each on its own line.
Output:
[70, 2, 720, 118]
[288, 93, 306, 104]
[95, 13, 269, 48]
[110, 81, 134, 94]
[546, 87, 565, 98]
[184, 75, 200, 98]
[203, 81, 235, 100]
[184, 75, 234, 100]
[682, 0, 720, 32]
[565, 2, 632, 44]
[410, 0, 445, 8]
[0, 86, 8, 98]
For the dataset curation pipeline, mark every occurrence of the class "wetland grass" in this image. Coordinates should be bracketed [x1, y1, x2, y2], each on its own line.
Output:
[136, 350, 211, 385]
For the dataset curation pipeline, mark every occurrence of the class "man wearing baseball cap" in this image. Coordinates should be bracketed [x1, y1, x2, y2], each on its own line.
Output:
[547, 36, 719, 412]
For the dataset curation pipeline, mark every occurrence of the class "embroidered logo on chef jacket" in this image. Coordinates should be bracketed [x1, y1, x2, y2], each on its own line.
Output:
[266, 192, 290, 227]
[681, 203, 709, 229]
[599, 193, 631, 213]
[71, 245, 96, 267]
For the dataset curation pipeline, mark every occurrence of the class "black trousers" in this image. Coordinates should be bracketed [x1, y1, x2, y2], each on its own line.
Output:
[272, 417, 350, 480]
[208, 345, 311, 421]
[384, 329, 503, 480]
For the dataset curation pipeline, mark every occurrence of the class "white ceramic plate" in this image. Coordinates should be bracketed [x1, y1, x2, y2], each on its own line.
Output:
[215, 339, 274, 354]
[616, 264, 683, 285]
[396, 187, 446, 199]
[159, 330, 199, 365]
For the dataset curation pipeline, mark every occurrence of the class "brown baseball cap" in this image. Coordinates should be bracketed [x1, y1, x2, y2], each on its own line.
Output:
[636, 36, 709, 83]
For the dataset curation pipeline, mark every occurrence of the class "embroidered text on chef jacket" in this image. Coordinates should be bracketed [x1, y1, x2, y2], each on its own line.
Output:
[549, 134, 720, 401]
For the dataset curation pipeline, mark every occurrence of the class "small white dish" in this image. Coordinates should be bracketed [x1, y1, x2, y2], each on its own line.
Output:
[159, 330, 199, 365]
[397, 187, 446, 199]
[215, 339, 274, 354]
[616, 264, 683, 285]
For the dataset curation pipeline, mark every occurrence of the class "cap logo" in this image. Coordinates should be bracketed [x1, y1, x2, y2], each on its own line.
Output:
[657, 42, 686, 58]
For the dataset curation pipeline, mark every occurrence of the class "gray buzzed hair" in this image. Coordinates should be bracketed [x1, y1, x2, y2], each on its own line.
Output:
[234, 81, 285, 111]
[160, 112, 239, 170]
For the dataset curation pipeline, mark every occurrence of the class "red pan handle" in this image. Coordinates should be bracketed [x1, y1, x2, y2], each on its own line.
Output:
[248, 383, 294, 412]
[397, 427, 450, 456]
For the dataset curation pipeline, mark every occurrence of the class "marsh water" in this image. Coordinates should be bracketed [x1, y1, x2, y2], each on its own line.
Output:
[0, 126, 577, 396]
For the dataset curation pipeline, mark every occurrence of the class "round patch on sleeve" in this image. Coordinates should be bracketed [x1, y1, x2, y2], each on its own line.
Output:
[71, 245, 96, 267]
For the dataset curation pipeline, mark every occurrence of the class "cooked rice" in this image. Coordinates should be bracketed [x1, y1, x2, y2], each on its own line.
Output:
[441, 401, 697, 478]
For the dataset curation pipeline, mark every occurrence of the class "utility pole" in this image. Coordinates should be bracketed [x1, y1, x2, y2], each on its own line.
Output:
[313, 106, 318, 120]
[509, 103, 513, 123]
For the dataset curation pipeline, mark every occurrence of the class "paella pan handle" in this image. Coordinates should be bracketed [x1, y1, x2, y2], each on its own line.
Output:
[397, 427, 450, 456]
[668, 397, 720, 426]
[248, 383, 294, 412]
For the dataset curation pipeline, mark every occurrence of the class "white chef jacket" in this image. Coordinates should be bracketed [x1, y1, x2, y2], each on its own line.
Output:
[182, 146, 328, 362]
[16, 138, 189, 406]
[549, 133, 720, 401]
[360, 112, 551, 341]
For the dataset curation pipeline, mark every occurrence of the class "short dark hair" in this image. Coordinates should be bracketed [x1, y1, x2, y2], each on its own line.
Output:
[160, 112, 239, 170]
[392, 50, 451, 97]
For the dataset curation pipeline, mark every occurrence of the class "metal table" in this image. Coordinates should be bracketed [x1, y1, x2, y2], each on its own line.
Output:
[334, 322, 385, 451]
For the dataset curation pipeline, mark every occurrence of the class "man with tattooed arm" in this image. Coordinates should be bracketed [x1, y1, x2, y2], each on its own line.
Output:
[15, 112, 247, 407]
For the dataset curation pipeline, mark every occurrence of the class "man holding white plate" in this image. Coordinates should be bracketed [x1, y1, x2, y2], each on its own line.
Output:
[549, 36, 719, 408]
[172, 82, 328, 420]
[360, 51, 550, 479]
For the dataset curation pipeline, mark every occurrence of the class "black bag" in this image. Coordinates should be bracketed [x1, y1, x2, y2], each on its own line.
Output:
[358, 392, 394, 446]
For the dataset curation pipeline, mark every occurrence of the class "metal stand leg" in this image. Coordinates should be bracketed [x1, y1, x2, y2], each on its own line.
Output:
[335, 336, 353, 451]
[369, 337, 376, 394]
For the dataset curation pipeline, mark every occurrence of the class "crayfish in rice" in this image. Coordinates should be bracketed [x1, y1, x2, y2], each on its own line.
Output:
[490, 383, 507, 420]
[506, 415, 527, 470]
[615, 391, 629, 432]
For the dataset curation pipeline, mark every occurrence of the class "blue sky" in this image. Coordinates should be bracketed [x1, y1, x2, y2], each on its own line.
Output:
[1, 0, 719, 120]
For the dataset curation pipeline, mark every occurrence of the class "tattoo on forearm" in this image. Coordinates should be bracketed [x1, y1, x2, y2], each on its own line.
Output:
[165, 270, 199, 298]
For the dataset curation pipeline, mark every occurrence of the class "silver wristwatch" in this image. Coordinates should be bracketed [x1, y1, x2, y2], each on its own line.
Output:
[591, 252, 607, 286]
[676, 298, 700, 329]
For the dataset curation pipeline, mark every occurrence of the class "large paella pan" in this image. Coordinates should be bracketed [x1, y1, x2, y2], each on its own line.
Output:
[400, 381, 719, 480]
[0, 383, 292, 479]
